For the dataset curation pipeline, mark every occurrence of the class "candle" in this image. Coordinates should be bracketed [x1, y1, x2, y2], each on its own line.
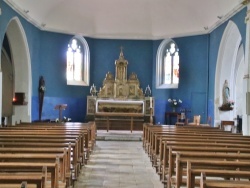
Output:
[150, 97, 152, 108]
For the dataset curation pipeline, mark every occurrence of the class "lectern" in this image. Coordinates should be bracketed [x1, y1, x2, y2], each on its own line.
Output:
[54, 104, 67, 122]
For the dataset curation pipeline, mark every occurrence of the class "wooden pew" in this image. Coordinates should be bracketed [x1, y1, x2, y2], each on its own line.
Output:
[161, 136, 250, 182]
[142, 123, 250, 188]
[146, 125, 236, 160]
[0, 173, 46, 188]
[4, 122, 96, 163]
[154, 132, 248, 169]
[159, 137, 250, 180]
[165, 145, 250, 181]
[0, 131, 83, 156]
[0, 162, 59, 188]
[144, 123, 250, 184]
[0, 153, 66, 183]
[173, 152, 250, 188]
[0, 139, 79, 180]
[0, 129, 86, 177]
[143, 123, 223, 150]
[187, 161, 250, 188]
[0, 166, 47, 188]
[200, 172, 250, 188]
[15, 121, 96, 150]
[165, 141, 250, 186]
[0, 122, 96, 187]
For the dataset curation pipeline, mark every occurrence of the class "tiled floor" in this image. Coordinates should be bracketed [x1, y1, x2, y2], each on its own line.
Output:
[74, 140, 163, 188]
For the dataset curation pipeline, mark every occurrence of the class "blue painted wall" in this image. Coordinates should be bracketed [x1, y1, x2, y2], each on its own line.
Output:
[152, 35, 209, 124]
[34, 34, 153, 122]
[0, 0, 247, 124]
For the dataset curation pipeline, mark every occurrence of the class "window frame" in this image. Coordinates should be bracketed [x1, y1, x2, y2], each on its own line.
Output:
[156, 39, 179, 89]
[66, 35, 90, 86]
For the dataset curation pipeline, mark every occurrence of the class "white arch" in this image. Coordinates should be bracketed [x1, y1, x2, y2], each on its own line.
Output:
[214, 20, 243, 130]
[4, 17, 32, 124]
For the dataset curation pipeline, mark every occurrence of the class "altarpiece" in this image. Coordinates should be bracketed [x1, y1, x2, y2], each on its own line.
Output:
[86, 48, 154, 130]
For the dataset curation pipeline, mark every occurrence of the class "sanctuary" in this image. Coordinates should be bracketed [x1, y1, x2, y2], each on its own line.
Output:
[86, 48, 154, 131]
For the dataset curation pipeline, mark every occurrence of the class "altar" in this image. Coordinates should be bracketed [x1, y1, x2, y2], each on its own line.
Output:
[86, 48, 154, 131]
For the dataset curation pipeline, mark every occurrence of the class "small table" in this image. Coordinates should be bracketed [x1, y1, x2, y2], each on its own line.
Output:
[54, 104, 67, 122]
[165, 112, 180, 125]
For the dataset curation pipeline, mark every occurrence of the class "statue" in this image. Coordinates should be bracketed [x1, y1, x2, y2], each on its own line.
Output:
[222, 80, 230, 104]
[38, 76, 46, 121]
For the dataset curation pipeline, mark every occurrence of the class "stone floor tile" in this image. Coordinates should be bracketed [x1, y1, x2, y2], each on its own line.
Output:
[74, 132, 163, 188]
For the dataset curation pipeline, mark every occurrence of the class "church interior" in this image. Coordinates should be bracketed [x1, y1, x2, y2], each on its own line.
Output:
[1, 0, 250, 188]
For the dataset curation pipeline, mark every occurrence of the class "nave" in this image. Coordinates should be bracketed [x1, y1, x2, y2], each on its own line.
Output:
[74, 138, 163, 188]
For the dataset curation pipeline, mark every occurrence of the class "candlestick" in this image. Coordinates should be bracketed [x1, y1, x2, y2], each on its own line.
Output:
[150, 97, 152, 108]
[150, 108, 153, 124]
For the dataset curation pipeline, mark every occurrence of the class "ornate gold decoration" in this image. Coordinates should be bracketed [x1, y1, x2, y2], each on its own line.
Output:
[242, 0, 250, 5]
[87, 48, 154, 117]
[97, 101, 143, 114]
[98, 48, 144, 99]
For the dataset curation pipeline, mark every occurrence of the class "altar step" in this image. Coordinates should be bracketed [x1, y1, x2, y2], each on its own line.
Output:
[96, 130, 143, 141]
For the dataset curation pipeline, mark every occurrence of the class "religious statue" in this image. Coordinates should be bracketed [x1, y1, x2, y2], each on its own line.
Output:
[38, 76, 45, 121]
[222, 80, 230, 104]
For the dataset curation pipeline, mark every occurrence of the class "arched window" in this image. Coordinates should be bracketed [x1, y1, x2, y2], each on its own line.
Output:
[66, 36, 90, 86]
[156, 39, 179, 89]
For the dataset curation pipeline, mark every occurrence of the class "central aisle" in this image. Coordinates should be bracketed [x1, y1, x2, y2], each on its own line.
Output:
[74, 141, 163, 188]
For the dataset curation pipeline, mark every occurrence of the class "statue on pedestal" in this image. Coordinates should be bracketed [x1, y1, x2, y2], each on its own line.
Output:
[223, 80, 230, 104]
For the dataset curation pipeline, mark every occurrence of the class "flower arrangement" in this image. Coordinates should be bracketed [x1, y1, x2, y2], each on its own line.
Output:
[168, 98, 182, 107]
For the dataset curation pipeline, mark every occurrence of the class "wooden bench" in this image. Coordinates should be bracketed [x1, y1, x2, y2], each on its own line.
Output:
[188, 162, 250, 188]
[0, 140, 79, 179]
[156, 134, 250, 179]
[0, 162, 59, 188]
[160, 136, 250, 182]
[142, 123, 250, 188]
[155, 132, 248, 167]
[173, 152, 250, 188]
[200, 171, 250, 188]
[145, 125, 233, 159]
[5, 122, 96, 162]
[0, 134, 79, 185]
[0, 128, 87, 176]
[0, 173, 46, 188]
[0, 153, 66, 183]
[0, 122, 96, 187]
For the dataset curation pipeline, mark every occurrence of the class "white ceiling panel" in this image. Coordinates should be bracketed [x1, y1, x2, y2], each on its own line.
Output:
[4, 0, 244, 39]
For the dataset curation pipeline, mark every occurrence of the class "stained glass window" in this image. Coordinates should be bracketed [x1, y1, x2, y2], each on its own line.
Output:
[156, 39, 179, 89]
[66, 36, 90, 86]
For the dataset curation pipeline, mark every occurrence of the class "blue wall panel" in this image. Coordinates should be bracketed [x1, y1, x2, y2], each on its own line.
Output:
[32, 96, 85, 122]
[91, 39, 153, 90]
[36, 35, 153, 122]
[152, 35, 209, 124]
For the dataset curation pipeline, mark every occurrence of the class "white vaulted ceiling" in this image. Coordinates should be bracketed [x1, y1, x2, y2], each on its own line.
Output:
[4, 0, 245, 40]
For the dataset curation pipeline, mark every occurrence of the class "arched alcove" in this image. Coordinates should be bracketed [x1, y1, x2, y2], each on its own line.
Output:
[2, 17, 31, 124]
[214, 20, 245, 133]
